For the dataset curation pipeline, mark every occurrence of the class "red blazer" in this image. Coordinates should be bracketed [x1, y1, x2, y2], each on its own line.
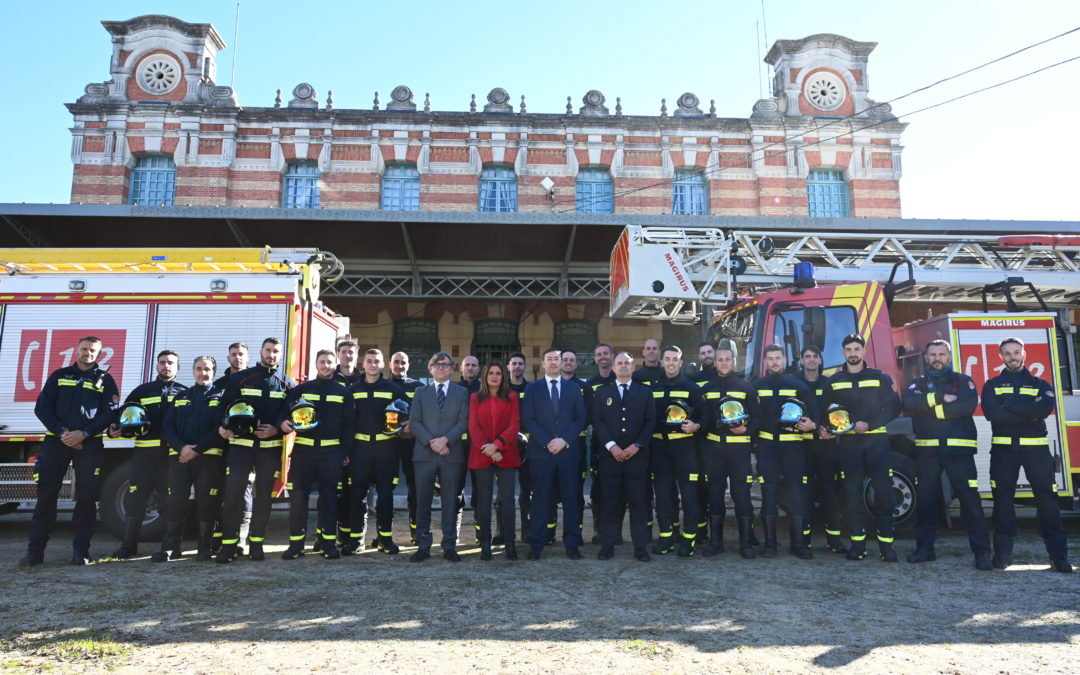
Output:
[468, 392, 521, 469]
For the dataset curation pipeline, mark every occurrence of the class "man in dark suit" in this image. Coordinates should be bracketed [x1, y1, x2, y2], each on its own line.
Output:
[409, 352, 470, 562]
[593, 351, 655, 562]
[520, 347, 587, 560]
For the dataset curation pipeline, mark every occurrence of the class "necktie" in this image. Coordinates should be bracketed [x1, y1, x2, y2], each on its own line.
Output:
[436, 384, 445, 409]
[620, 383, 628, 400]
[550, 379, 559, 416]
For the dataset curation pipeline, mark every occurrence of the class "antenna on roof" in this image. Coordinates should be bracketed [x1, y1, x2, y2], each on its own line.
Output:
[230, 2, 240, 89]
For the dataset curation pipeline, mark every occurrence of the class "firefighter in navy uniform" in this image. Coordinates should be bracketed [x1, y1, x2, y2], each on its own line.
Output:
[797, 345, 847, 555]
[389, 351, 423, 543]
[700, 343, 760, 558]
[902, 339, 992, 570]
[820, 333, 901, 562]
[342, 348, 409, 555]
[632, 338, 664, 540]
[279, 349, 349, 560]
[158, 355, 227, 562]
[20, 336, 119, 567]
[752, 344, 817, 560]
[215, 337, 295, 563]
[981, 337, 1071, 573]
[650, 345, 710, 557]
[584, 344, 617, 545]
[111, 350, 187, 559]
[502, 352, 531, 544]
[690, 342, 717, 547]
[328, 340, 362, 549]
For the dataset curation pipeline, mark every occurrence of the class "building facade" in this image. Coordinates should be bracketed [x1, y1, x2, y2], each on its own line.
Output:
[65, 15, 906, 377]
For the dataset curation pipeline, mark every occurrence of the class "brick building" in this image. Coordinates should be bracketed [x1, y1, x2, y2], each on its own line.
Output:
[59, 14, 906, 378]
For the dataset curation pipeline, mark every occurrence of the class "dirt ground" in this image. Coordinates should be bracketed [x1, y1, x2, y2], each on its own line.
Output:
[1, 508, 1077, 674]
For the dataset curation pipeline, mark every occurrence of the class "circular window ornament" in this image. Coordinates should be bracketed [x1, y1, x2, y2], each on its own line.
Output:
[804, 71, 845, 111]
[136, 54, 182, 95]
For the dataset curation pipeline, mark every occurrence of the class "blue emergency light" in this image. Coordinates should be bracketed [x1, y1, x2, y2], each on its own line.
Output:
[793, 262, 815, 289]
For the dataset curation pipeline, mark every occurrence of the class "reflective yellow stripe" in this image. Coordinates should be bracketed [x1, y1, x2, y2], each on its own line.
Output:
[858, 380, 881, 388]
[652, 432, 693, 440]
[140, 396, 162, 405]
[925, 392, 937, 407]
[778, 434, 803, 442]
[83, 382, 104, 392]
[354, 433, 396, 442]
[1018, 437, 1048, 446]
[301, 393, 321, 402]
[967, 479, 978, 488]
[991, 436, 1012, 445]
[705, 433, 751, 443]
[204, 448, 223, 456]
[325, 395, 344, 403]
[231, 438, 254, 447]
[934, 405, 945, 420]
[295, 437, 341, 447]
[373, 391, 393, 399]
[994, 386, 1014, 395]
[354, 392, 369, 399]
[249, 537, 265, 543]
[850, 534, 866, 541]
[134, 439, 161, 447]
[758, 431, 774, 440]
[290, 535, 305, 541]
[757, 390, 773, 397]
[168, 449, 179, 456]
[831, 381, 853, 390]
[728, 391, 746, 399]
[915, 439, 939, 447]
[877, 535, 894, 543]
[174, 399, 190, 407]
[58, 379, 78, 387]
[865, 428, 887, 434]
[688, 473, 699, 482]
[261, 440, 283, 448]
[209, 400, 220, 407]
[990, 480, 997, 488]
[705, 392, 721, 399]
[778, 389, 797, 396]
[801, 433, 813, 440]
[815, 388, 823, 397]
[946, 438, 978, 447]
[825, 529, 841, 536]
[405, 392, 415, 398]
[269, 391, 285, 399]
[240, 388, 262, 396]
[222, 539, 239, 545]
[1018, 387, 1040, 396]
[669, 391, 690, 398]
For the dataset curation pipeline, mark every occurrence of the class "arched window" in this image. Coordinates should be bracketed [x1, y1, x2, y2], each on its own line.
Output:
[478, 167, 517, 212]
[389, 318, 441, 379]
[576, 169, 614, 213]
[807, 169, 850, 217]
[672, 170, 707, 215]
[129, 156, 176, 206]
[381, 165, 420, 211]
[282, 162, 320, 209]
[553, 319, 599, 379]
[470, 319, 521, 366]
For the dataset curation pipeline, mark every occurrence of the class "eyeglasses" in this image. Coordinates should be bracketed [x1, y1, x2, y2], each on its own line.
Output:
[431, 363, 453, 369]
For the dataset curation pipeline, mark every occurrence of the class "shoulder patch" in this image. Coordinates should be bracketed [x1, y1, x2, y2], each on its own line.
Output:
[968, 380, 976, 389]
[1045, 390, 1055, 398]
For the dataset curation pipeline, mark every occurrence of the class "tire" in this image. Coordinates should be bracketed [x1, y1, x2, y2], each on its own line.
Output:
[98, 460, 166, 542]
[862, 451, 918, 537]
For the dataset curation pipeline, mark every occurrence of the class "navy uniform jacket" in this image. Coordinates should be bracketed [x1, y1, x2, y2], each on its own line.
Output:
[35, 362, 119, 439]
[520, 377, 587, 460]
[280, 376, 350, 451]
[981, 366, 1056, 448]
[752, 373, 819, 440]
[632, 364, 665, 387]
[826, 366, 900, 437]
[903, 369, 979, 455]
[122, 378, 188, 445]
[344, 375, 409, 448]
[219, 363, 296, 446]
[334, 367, 364, 387]
[592, 380, 655, 454]
[162, 383, 226, 455]
[797, 371, 832, 441]
[651, 374, 711, 439]
[702, 372, 761, 444]
[691, 365, 717, 389]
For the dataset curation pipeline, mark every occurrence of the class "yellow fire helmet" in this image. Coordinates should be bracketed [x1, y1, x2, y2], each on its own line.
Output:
[825, 404, 854, 435]
[665, 399, 692, 429]
[778, 398, 807, 431]
[226, 400, 259, 436]
[717, 396, 749, 429]
[289, 399, 319, 432]
[116, 403, 150, 438]
[384, 399, 410, 436]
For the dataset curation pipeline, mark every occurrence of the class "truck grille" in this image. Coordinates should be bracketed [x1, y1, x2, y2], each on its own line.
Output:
[0, 463, 75, 501]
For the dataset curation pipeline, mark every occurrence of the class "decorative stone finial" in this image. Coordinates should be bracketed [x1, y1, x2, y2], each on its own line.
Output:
[326, 90, 334, 111]
[709, 99, 716, 117]
[470, 94, 477, 113]
[484, 88, 513, 113]
[288, 83, 318, 109]
[660, 98, 667, 117]
[579, 90, 609, 116]
[424, 92, 431, 113]
[387, 85, 416, 112]
[615, 97, 622, 117]
[674, 92, 703, 118]
[566, 96, 573, 114]
[520, 94, 527, 114]
[373, 91, 380, 111]
[274, 89, 282, 108]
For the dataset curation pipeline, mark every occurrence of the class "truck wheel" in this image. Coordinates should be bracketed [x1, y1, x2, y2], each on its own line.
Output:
[98, 461, 166, 542]
[862, 451, 918, 537]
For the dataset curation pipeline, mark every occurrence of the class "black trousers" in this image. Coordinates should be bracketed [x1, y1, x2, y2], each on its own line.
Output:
[695, 438, 710, 530]
[27, 436, 104, 555]
[163, 450, 223, 549]
[914, 450, 989, 553]
[651, 437, 701, 540]
[598, 450, 650, 549]
[837, 435, 894, 542]
[528, 449, 584, 550]
[756, 439, 807, 517]
[396, 437, 417, 529]
[805, 437, 844, 534]
[989, 445, 1068, 560]
[474, 465, 516, 544]
[288, 450, 343, 541]
[222, 444, 280, 544]
[349, 440, 398, 540]
[701, 439, 754, 518]
[122, 445, 170, 543]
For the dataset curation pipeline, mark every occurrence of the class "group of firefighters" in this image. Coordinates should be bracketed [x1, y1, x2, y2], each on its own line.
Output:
[17, 330, 1072, 573]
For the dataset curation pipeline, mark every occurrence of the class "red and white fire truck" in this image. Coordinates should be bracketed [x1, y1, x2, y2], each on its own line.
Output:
[0, 247, 347, 540]
[611, 224, 1080, 531]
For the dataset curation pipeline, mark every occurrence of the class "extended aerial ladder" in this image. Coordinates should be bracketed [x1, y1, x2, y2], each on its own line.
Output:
[610, 224, 1080, 323]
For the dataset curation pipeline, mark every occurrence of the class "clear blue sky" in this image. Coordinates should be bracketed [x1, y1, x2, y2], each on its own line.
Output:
[2, 0, 1078, 221]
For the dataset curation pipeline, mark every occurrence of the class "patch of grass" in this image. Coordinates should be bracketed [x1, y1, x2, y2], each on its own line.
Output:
[2, 630, 135, 668]
[620, 638, 673, 659]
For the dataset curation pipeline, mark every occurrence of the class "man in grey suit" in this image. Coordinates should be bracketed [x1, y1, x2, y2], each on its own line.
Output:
[409, 352, 470, 562]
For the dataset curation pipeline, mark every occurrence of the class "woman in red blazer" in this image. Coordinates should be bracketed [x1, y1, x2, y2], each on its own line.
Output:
[468, 360, 521, 560]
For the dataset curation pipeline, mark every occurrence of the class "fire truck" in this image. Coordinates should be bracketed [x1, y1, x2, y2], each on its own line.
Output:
[0, 247, 347, 540]
[610, 223, 1080, 532]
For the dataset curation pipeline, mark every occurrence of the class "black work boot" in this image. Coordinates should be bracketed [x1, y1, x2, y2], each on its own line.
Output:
[340, 538, 363, 556]
[825, 531, 849, 555]
[214, 541, 239, 564]
[652, 535, 676, 555]
[248, 541, 265, 561]
[19, 548, 44, 567]
[907, 548, 936, 563]
[747, 514, 761, 547]
[377, 534, 400, 555]
[195, 522, 214, 562]
[702, 516, 725, 557]
[846, 537, 867, 561]
[737, 516, 756, 559]
[321, 539, 341, 559]
[111, 540, 138, 560]
[677, 534, 696, 557]
[761, 515, 778, 558]
[282, 539, 306, 560]
[480, 535, 493, 561]
[789, 517, 813, 560]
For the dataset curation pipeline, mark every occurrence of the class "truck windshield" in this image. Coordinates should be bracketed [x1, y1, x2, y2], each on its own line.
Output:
[707, 304, 762, 380]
